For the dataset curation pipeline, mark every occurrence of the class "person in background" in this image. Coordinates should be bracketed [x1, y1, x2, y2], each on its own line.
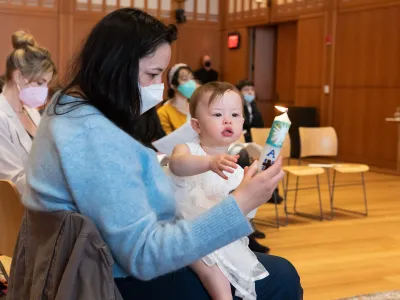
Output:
[0, 30, 56, 194]
[236, 79, 284, 205]
[236, 80, 264, 143]
[194, 55, 218, 84]
[157, 63, 197, 134]
[21, 8, 302, 299]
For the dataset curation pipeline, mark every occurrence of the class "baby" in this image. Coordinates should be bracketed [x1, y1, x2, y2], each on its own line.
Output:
[168, 82, 268, 300]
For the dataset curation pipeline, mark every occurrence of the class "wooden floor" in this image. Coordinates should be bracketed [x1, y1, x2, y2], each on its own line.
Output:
[253, 169, 400, 300]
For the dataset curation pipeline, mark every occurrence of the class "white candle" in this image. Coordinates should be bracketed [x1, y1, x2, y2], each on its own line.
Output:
[257, 108, 291, 172]
[247, 107, 291, 218]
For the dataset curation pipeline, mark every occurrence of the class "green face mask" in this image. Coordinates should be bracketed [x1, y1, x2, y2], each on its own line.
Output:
[177, 80, 197, 99]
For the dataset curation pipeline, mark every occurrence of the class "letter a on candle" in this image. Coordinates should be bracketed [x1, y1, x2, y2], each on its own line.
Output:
[267, 149, 275, 158]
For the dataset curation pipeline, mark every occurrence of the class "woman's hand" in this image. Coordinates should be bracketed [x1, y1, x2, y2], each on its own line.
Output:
[232, 157, 285, 215]
[209, 154, 239, 180]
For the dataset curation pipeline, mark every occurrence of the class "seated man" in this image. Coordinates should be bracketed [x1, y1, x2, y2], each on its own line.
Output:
[236, 79, 264, 143]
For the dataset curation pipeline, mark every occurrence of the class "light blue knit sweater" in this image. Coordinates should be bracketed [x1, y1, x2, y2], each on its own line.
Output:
[22, 95, 252, 280]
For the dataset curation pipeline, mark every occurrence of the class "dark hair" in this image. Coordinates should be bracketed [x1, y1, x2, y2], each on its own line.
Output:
[0, 75, 5, 93]
[236, 79, 254, 92]
[132, 106, 165, 150]
[53, 8, 177, 138]
[167, 65, 193, 99]
[190, 81, 243, 118]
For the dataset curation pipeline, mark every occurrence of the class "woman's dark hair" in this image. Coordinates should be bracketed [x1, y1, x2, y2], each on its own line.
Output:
[133, 106, 165, 150]
[0, 75, 5, 93]
[53, 8, 177, 138]
[236, 79, 254, 92]
[167, 65, 193, 99]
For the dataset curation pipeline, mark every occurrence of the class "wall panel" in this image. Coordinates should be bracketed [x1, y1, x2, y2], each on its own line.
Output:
[174, 24, 221, 72]
[0, 0, 222, 81]
[295, 16, 324, 114]
[221, 27, 249, 85]
[275, 22, 297, 106]
[333, 5, 400, 168]
[0, 10, 58, 76]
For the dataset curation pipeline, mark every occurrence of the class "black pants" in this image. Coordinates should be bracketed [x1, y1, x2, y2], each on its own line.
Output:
[115, 253, 303, 299]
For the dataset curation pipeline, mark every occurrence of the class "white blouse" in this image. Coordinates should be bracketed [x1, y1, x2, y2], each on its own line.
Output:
[0, 93, 41, 194]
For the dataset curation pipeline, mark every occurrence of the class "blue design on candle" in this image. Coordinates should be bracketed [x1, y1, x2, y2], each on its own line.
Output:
[266, 120, 291, 148]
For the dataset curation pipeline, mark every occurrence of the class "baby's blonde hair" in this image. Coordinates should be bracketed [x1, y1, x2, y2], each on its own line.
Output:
[189, 81, 244, 118]
[5, 30, 56, 83]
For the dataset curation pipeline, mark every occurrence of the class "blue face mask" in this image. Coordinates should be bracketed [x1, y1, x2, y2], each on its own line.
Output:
[243, 94, 255, 103]
[178, 80, 197, 99]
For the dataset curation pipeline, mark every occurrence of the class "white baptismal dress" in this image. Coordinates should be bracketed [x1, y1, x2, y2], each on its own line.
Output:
[168, 142, 269, 300]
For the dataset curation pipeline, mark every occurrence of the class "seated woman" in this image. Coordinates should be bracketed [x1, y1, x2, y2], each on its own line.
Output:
[0, 30, 56, 194]
[21, 8, 302, 299]
[157, 63, 197, 134]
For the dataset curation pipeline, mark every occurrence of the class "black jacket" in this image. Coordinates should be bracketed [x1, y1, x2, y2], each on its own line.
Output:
[243, 101, 264, 142]
[194, 68, 218, 84]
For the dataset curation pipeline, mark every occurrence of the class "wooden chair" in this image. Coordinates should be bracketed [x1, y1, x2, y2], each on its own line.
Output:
[0, 180, 24, 257]
[250, 128, 292, 228]
[282, 128, 327, 224]
[0, 255, 11, 282]
[299, 127, 369, 219]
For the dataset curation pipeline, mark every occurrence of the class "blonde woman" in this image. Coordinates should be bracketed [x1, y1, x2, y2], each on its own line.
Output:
[0, 31, 56, 194]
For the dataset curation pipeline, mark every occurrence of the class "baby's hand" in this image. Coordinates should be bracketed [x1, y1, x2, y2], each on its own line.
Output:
[209, 154, 239, 180]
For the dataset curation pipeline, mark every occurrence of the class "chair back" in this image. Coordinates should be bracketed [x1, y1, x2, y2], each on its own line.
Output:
[251, 128, 291, 159]
[250, 128, 269, 147]
[0, 180, 24, 256]
[299, 127, 338, 158]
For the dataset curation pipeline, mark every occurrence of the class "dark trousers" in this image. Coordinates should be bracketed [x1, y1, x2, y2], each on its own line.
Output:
[115, 253, 303, 299]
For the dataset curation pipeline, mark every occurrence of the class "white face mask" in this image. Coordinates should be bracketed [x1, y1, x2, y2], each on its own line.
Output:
[139, 83, 164, 114]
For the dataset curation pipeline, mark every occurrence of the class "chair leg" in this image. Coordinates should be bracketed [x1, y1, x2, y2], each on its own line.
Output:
[361, 172, 368, 216]
[273, 191, 280, 228]
[289, 175, 324, 221]
[316, 175, 323, 221]
[282, 176, 289, 226]
[331, 169, 337, 218]
[326, 169, 333, 220]
[293, 176, 300, 213]
[332, 171, 368, 217]
[252, 189, 282, 228]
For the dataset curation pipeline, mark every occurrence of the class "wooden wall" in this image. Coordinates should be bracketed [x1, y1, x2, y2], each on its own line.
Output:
[221, 0, 400, 171]
[295, 16, 325, 120]
[253, 26, 276, 125]
[0, 0, 222, 80]
[332, 1, 400, 169]
[0, 1, 59, 76]
[275, 22, 297, 107]
[220, 27, 249, 84]
[174, 23, 221, 74]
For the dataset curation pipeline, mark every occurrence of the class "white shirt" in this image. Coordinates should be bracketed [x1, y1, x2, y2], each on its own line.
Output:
[0, 93, 41, 194]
